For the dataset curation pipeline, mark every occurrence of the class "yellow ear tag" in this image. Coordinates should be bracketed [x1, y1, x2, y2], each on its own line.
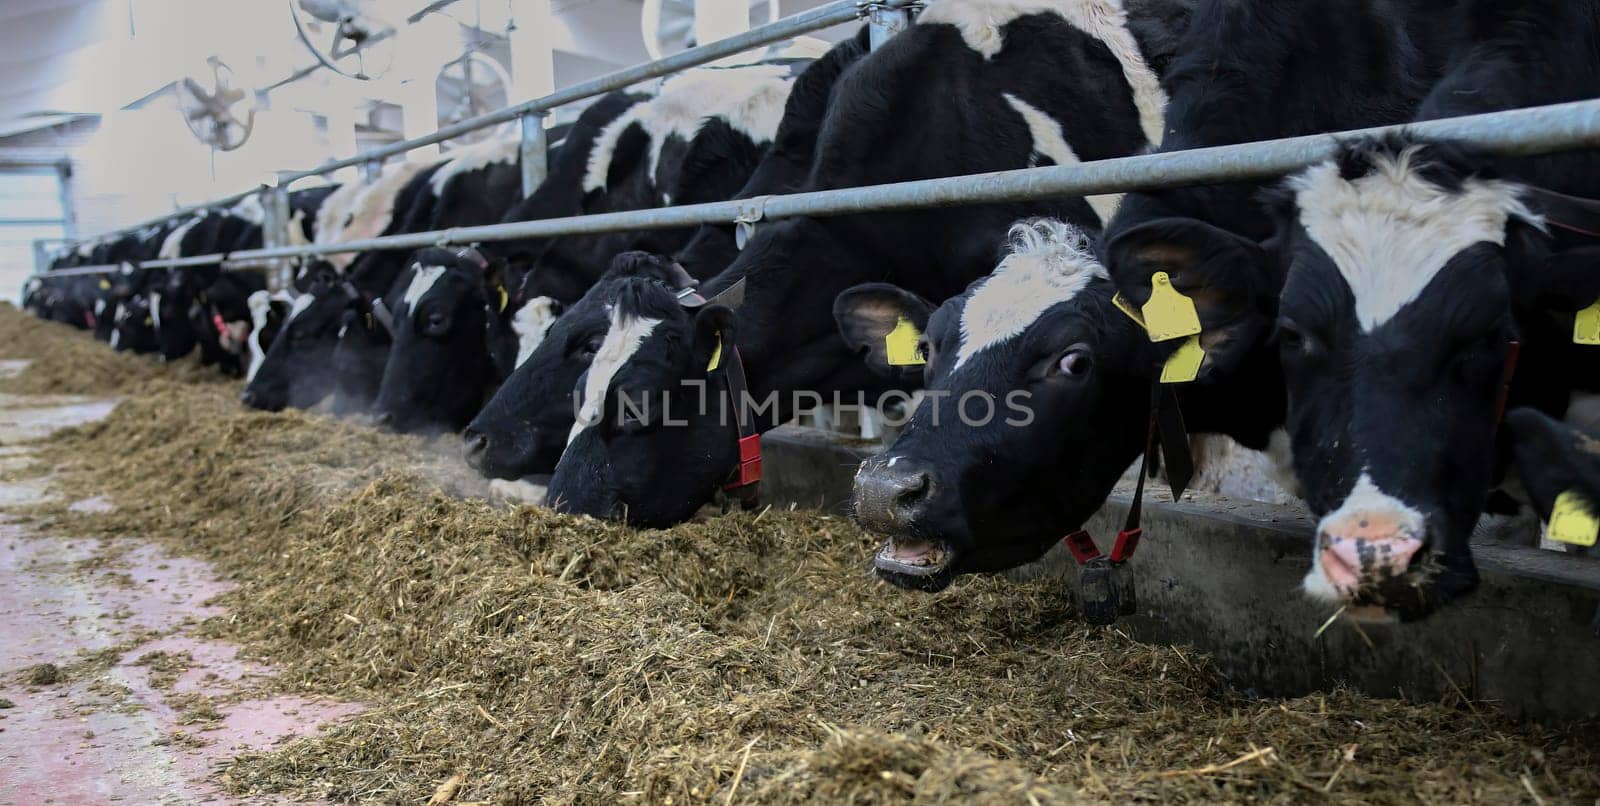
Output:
[143, 316, 153, 327]
[1141, 271, 1202, 343]
[496, 285, 509, 313]
[98, 279, 110, 290]
[1159, 335, 1205, 384]
[1111, 292, 1147, 331]
[1573, 299, 1600, 345]
[1548, 490, 1599, 547]
[706, 334, 723, 372]
[885, 316, 926, 366]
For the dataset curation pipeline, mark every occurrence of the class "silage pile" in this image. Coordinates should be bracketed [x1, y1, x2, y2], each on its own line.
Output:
[8, 308, 1600, 804]
[0, 302, 227, 394]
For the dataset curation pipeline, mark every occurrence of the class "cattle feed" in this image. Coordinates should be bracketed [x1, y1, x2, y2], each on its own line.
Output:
[568, 306, 661, 445]
[513, 296, 560, 367]
[919, 0, 1166, 144]
[402, 265, 447, 310]
[583, 65, 793, 193]
[1289, 147, 1541, 332]
[1002, 93, 1120, 223]
[955, 219, 1105, 370]
[430, 138, 519, 196]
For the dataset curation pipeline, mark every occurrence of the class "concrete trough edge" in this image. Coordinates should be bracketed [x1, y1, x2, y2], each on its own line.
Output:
[757, 425, 1600, 723]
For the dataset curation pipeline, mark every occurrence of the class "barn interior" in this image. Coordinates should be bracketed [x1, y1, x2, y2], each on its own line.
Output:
[2, 1, 1599, 803]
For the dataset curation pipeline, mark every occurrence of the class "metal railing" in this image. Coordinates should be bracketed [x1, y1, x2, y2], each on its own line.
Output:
[62, 98, 1588, 273]
[54, 0, 892, 255]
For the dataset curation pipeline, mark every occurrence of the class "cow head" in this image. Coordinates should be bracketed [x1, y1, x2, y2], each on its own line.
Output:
[462, 252, 687, 480]
[543, 275, 741, 526]
[241, 269, 358, 412]
[371, 247, 509, 434]
[245, 290, 291, 382]
[1266, 138, 1555, 620]
[149, 271, 199, 362]
[841, 220, 1152, 590]
[110, 295, 159, 354]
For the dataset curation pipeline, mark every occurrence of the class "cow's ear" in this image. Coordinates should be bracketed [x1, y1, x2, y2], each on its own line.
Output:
[1504, 219, 1600, 314]
[834, 283, 934, 378]
[1105, 217, 1279, 380]
[692, 304, 737, 373]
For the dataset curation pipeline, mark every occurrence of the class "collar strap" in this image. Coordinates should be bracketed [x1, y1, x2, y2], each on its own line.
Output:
[714, 329, 762, 500]
[1524, 186, 1600, 238]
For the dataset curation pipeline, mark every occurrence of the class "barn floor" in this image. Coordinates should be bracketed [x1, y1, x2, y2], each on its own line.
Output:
[0, 384, 359, 804]
[2, 307, 1599, 804]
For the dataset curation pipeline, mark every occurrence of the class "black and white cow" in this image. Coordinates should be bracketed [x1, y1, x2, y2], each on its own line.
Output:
[462, 36, 871, 478]
[837, 0, 1483, 592]
[242, 161, 444, 411]
[540, 0, 1190, 526]
[1107, 2, 1600, 619]
[379, 61, 810, 436]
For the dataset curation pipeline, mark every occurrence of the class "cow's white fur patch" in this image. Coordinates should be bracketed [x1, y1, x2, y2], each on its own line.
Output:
[920, 0, 1166, 144]
[432, 137, 519, 196]
[1304, 471, 1426, 603]
[288, 291, 315, 322]
[149, 291, 163, 333]
[229, 193, 266, 225]
[955, 219, 1105, 370]
[159, 214, 206, 260]
[1290, 147, 1541, 332]
[568, 306, 662, 445]
[286, 208, 310, 248]
[1002, 93, 1120, 223]
[583, 65, 793, 194]
[314, 180, 370, 250]
[402, 265, 447, 311]
[513, 296, 560, 367]
[328, 160, 435, 270]
[246, 290, 291, 381]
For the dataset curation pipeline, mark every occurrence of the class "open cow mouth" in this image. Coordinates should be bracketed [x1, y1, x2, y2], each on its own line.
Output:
[873, 537, 957, 592]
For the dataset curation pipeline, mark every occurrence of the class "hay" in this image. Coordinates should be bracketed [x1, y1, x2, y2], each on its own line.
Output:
[0, 302, 229, 395]
[8, 309, 1600, 804]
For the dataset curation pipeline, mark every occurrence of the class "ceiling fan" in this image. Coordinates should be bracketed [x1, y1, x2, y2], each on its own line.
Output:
[175, 57, 258, 152]
[289, 0, 398, 81]
[436, 52, 514, 145]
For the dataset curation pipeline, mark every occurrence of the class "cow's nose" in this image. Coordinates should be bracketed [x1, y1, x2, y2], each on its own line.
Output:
[374, 411, 396, 430]
[1314, 508, 1426, 599]
[462, 430, 489, 469]
[853, 457, 934, 532]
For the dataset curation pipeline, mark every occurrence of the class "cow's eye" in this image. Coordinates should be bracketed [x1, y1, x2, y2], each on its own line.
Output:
[576, 335, 603, 360]
[1056, 347, 1092, 378]
[424, 311, 451, 336]
[1276, 320, 1317, 358]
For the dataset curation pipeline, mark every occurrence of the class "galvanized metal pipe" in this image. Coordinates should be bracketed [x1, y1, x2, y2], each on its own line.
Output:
[519, 112, 549, 198]
[866, 1, 915, 49]
[260, 185, 293, 292]
[65, 98, 1600, 274]
[36, 264, 133, 279]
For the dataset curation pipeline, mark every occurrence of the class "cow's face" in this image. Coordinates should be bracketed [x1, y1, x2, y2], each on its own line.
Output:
[462, 252, 685, 480]
[150, 281, 197, 362]
[371, 249, 499, 435]
[241, 283, 352, 411]
[110, 296, 158, 354]
[1272, 141, 1539, 620]
[245, 291, 290, 383]
[544, 278, 735, 526]
[842, 221, 1150, 590]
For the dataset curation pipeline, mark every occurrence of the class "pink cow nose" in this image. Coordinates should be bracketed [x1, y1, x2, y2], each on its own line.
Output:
[1316, 509, 1425, 599]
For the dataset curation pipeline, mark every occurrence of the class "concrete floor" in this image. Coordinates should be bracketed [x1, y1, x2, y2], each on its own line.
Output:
[0, 379, 359, 804]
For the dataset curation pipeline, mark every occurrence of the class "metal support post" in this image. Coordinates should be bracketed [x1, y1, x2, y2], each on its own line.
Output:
[259, 185, 294, 292]
[519, 112, 549, 198]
